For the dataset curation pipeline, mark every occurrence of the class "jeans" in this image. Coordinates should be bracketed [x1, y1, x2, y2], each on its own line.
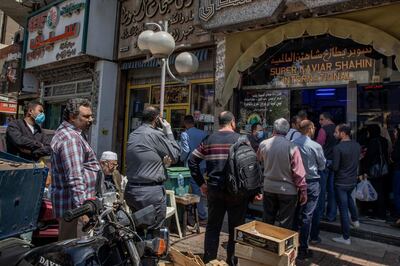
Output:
[323, 161, 337, 221]
[394, 170, 400, 218]
[263, 191, 298, 229]
[204, 187, 249, 266]
[297, 181, 320, 251]
[190, 177, 207, 220]
[335, 185, 358, 239]
[310, 172, 326, 240]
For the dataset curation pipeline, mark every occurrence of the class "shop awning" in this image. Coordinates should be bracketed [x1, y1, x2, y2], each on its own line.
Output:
[218, 17, 400, 107]
[121, 48, 209, 70]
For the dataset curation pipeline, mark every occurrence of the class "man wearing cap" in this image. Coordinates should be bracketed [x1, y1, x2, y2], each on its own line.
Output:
[97, 151, 126, 197]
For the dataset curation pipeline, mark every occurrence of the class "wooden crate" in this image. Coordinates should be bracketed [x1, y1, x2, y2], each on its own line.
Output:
[238, 258, 268, 266]
[235, 243, 297, 266]
[234, 221, 298, 256]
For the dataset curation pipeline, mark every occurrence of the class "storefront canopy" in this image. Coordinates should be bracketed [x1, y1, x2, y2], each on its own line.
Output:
[218, 17, 400, 107]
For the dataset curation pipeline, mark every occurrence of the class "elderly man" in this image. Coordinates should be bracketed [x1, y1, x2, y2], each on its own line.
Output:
[257, 118, 307, 229]
[51, 98, 100, 240]
[293, 120, 326, 259]
[124, 106, 180, 230]
[97, 151, 126, 197]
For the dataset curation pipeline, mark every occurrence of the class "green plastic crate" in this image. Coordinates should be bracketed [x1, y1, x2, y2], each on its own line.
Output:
[165, 167, 191, 196]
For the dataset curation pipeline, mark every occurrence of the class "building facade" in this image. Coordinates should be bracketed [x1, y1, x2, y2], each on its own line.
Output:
[23, 0, 119, 156]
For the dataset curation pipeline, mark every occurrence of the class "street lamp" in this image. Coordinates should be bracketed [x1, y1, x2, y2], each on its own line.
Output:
[137, 21, 199, 116]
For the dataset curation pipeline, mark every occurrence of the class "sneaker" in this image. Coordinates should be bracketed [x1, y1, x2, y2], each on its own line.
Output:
[297, 249, 313, 260]
[332, 236, 351, 245]
[309, 237, 322, 245]
[351, 220, 360, 228]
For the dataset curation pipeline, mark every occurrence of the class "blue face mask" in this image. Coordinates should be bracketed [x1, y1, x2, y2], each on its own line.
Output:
[256, 130, 264, 140]
[34, 112, 45, 124]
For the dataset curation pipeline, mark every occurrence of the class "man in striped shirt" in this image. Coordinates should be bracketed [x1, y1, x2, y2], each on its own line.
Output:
[189, 111, 246, 266]
[50, 98, 100, 240]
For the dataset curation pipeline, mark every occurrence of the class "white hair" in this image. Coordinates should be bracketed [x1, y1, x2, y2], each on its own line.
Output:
[274, 118, 290, 135]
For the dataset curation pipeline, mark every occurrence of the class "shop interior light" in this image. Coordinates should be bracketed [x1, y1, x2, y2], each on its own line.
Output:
[316, 88, 336, 92]
[316, 92, 335, 96]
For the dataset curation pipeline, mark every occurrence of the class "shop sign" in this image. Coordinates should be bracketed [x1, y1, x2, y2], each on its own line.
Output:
[151, 84, 190, 105]
[268, 46, 375, 87]
[24, 0, 87, 69]
[118, 0, 211, 59]
[199, 0, 354, 29]
[0, 101, 17, 114]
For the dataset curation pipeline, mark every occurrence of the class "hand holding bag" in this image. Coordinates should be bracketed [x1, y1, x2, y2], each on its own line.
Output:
[368, 139, 388, 178]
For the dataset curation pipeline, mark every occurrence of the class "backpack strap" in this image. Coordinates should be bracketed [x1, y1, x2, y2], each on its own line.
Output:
[289, 130, 298, 141]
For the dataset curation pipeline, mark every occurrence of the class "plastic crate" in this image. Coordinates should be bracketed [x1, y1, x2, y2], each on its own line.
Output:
[165, 167, 191, 196]
[0, 152, 47, 240]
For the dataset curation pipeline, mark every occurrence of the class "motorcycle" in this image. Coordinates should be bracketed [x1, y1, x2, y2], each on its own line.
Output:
[0, 192, 169, 266]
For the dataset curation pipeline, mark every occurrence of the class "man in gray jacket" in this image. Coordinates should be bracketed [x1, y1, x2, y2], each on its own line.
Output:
[293, 120, 326, 260]
[124, 106, 180, 230]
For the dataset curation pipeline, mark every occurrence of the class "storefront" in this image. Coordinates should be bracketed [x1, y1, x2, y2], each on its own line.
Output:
[117, 0, 215, 163]
[23, 0, 118, 155]
[0, 42, 20, 124]
[207, 2, 400, 139]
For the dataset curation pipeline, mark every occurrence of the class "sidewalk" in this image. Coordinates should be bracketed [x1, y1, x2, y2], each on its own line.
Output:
[170, 227, 400, 265]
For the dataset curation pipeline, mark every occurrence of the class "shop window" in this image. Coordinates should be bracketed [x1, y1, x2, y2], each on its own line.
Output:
[128, 88, 150, 133]
[191, 83, 214, 115]
[151, 85, 189, 105]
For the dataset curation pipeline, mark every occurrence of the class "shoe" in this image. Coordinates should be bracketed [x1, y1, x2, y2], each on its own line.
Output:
[309, 237, 322, 245]
[332, 236, 351, 245]
[297, 249, 313, 260]
[199, 219, 208, 227]
[351, 220, 360, 228]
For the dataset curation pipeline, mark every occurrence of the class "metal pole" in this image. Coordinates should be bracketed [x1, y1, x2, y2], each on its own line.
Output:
[159, 20, 169, 117]
[160, 58, 166, 117]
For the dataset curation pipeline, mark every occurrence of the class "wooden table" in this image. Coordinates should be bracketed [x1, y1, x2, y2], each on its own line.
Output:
[175, 193, 201, 236]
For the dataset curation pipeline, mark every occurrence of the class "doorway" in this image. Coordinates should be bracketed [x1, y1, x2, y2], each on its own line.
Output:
[290, 87, 347, 126]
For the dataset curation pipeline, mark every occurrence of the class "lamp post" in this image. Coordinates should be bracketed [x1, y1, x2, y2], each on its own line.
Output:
[137, 21, 199, 116]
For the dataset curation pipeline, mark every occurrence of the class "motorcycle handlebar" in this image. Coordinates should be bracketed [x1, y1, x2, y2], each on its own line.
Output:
[63, 200, 97, 222]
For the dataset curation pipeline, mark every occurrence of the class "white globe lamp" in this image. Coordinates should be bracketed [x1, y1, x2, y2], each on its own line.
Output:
[148, 31, 175, 58]
[137, 30, 154, 51]
[175, 52, 199, 75]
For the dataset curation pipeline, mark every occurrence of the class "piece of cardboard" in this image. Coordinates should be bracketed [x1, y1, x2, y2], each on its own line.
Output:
[235, 221, 299, 255]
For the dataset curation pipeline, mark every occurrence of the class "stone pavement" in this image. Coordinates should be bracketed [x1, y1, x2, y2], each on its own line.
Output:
[170, 227, 400, 265]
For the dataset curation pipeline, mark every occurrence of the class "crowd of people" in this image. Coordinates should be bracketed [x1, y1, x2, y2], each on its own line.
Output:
[5, 99, 400, 266]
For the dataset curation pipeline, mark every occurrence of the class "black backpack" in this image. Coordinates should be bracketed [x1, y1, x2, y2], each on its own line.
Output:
[226, 136, 262, 196]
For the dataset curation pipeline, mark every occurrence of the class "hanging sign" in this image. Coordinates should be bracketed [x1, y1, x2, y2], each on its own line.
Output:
[24, 0, 87, 69]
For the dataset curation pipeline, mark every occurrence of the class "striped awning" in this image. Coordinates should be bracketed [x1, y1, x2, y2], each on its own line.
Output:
[121, 48, 209, 70]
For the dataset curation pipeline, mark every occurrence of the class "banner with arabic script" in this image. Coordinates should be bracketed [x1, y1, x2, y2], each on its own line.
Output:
[118, 0, 212, 60]
[244, 36, 387, 88]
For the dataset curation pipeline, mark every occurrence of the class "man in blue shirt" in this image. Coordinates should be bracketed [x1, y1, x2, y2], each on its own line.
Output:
[180, 115, 208, 221]
[293, 120, 326, 260]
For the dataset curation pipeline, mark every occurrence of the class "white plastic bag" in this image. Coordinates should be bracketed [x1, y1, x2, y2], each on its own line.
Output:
[355, 179, 378, 201]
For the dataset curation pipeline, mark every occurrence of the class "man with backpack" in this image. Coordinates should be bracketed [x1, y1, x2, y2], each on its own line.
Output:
[257, 118, 307, 229]
[188, 111, 262, 266]
[286, 115, 302, 141]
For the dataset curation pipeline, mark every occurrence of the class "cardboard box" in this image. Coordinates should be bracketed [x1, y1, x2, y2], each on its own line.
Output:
[234, 221, 299, 255]
[235, 243, 297, 266]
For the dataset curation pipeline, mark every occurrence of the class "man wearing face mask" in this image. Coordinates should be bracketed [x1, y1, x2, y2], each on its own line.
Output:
[6, 100, 51, 161]
[50, 98, 101, 240]
[248, 123, 264, 152]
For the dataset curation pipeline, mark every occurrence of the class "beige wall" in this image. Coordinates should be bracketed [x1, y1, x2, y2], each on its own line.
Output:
[225, 3, 400, 77]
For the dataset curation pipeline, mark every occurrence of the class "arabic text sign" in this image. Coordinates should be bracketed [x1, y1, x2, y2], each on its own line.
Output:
[25, 0, 87, 69]
[268, 46, 376, 86]
[118, 0, 210, 59]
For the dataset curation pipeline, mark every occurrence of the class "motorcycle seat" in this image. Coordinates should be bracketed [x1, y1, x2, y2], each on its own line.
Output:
[0, 238, 32, 266]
